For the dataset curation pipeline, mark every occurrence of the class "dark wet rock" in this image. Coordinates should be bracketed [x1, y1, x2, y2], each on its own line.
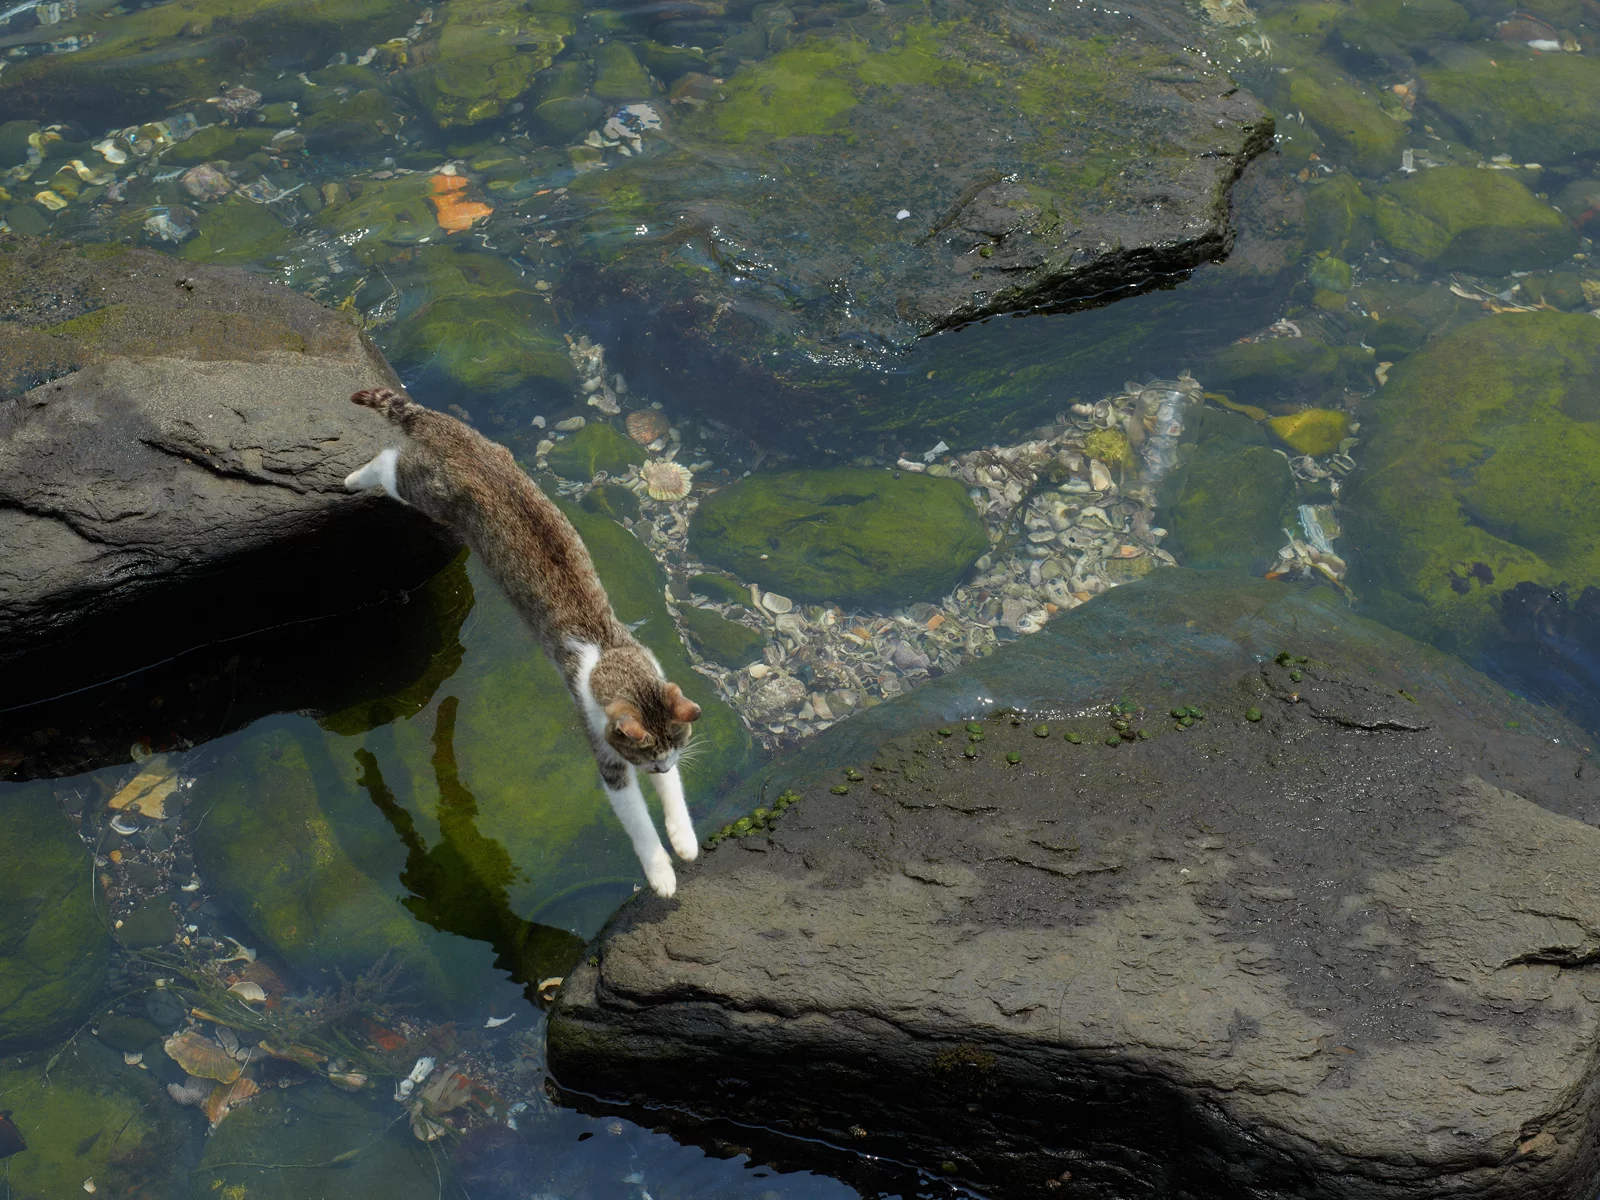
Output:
[690, 468, 989, 608]
[574, 0, 1270, 371]
[0, 237, 459, 702]
[117, 900, 178, 951]
[551, 568, 1600, 1200]
[93, 1013, 163, 1053]
[144, 989, 187, 1032]
[0, 784, 108, 1052]
[1375, 167, 1577, 275]
[546, 423, 646, 481]
[1347, 311, 1600, 658]
[679, 605, 766, 668]
[0, 0, 417, 128]
[1203, 335, 1359, 409]
[1420, 44, 1600, 164]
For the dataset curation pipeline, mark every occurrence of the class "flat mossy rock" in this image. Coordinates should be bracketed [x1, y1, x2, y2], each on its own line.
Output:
[570, 0, 1270, 367]
[0, 1040, 188, 1198]
[551, 568, 1600, 1200]
[380, 246, 574, 395]
[679, 605, 767, 668]
[177, 197, 295, 267]
[0, 0, 417, 127]
[1160, 439, 1293, 571]
[162, 126, 275, 166]
[403, 0, 577, 127]
[1347, 311, 1600, 657]
[316, 175, 441, 250]
[0, 783, 108, 1052]
[1376, 167, 1577, 275]
[690, 468, 989, 609]
[1267, 407, 1348, 456]
[1420, 45, 1600, 163]
[591, 42, 652, 101]
[197, 1086, 441, 1199]
[302, 88, 401, 154]
[546, 423, 646, 480]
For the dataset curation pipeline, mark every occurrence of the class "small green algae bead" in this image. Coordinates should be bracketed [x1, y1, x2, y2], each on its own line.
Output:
[1246, 707, 1263, 722]
[937, 728, 953, 738]
[966, 722, 983, 733]
[963, 745, 978, 759]
[830, 784, 850, 795]
[1006, 750, 1021, 764]
[1066, 732, 1082, 744]
[1033, 723, 1050, 737]
[1104, 734, 1121, 747]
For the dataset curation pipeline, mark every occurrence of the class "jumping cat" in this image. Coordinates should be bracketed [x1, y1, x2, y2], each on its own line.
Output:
[343, 387, 700, 897]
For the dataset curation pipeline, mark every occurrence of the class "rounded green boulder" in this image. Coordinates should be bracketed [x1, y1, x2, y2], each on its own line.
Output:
[0, 783, 109, 1052]
[1346, 311, 1600, 655]
[689, 467, 989, 608]
[1375, 167, 1577, 276]
[547, 423, 645, 480]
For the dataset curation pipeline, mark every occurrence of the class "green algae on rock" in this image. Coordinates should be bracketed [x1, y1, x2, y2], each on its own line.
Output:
[690, 468, 989, 608]
[1347, 311, 1600, 656]
[379, 246, 574, 395]
[546, 423, 646, 481]
[1267, 408, 1349, 457]
[403, 0, 577, 127]
[1304, 173, 1375, 259]
[1375, 167, 1577, 275]
[566, 0, 1270, 368]
[1306, 255, 1353, 294]
[1277, 64, 1406, 178]
[0, 784, 108, 1052]
[316, 175, 441, 251]
[679, 606, 767, 669]
[1420, 45, 1600, 164]
[1161, 440, 1294, 572]
[0, 1041, 185, 1198]
[200, 1085, 441, 1199]
[1204, 336, 1343, 408]
[162, 126, 275, 166]
[591, 41, 653, 101]
[178, 198, 294, 267]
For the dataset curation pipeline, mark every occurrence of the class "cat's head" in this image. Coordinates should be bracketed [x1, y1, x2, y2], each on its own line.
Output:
[604, 680, 701, 772]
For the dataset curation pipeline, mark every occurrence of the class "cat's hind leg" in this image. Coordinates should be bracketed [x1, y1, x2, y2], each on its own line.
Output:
[648, 767, 698, 862]
[605, 765, 677, 897]
[344, 447, 403, 501]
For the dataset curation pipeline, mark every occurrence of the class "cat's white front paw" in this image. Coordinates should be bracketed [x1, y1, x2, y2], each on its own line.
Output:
[644, 852, 677, 898]
[666, 819, 699, 862]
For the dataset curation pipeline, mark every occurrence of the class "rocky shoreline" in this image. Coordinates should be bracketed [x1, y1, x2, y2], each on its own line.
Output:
[551, 568, 1600, 1200]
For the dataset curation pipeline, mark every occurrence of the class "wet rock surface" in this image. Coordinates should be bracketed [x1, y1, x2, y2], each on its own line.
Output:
[578, 0, 1272, 366]
[0, 236, 458, 696]
[552, 568, 1600, 1199]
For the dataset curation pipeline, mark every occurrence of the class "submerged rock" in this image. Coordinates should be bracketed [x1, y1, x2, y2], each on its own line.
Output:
[551, 568, 1600, 1199]
[572, 0, 1269, 371]
[402, 0, 576, 128]
[0, 784, 108, 1052]
[0, 236, 459, 699]
[1420, 45, 1600, 164]
[1160, 413, 1294, 572]
[1375, 167, 1577, 275]
[1347, 310, 1600, 658]
[546, 423, 646, 480]
[679, 605, 767, 669]
[690, 468, 990, 609]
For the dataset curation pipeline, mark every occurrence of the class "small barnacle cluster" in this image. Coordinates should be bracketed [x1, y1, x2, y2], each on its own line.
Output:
[705, 789, 802, 848]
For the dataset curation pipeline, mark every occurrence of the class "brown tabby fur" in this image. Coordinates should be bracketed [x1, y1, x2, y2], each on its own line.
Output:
[348, 387, 698, 787]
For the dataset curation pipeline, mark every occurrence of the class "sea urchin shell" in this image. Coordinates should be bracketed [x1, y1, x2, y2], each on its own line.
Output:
[641, 460, 692, 501]
[625, 409, 669, 445]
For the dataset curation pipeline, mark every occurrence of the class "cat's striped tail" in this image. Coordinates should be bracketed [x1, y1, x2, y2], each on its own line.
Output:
[350, 386, 414, 425]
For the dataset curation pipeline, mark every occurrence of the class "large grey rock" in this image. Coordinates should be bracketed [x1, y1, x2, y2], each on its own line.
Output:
[0, 237, 457, 697]
[551, 569, 1600, 1199]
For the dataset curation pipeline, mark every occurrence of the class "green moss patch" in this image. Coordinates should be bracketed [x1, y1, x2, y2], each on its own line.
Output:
[546, 423, 646, 480]
[0, 783, 108, 1052]
[680, 606, 767, 668]
[1421, 46, 1600, 163]
[690, 467, 988, 608]
[1160, 443, 1295, 573]
[404, 0, 576, 127]
[1376, 167, 1577, 275]
[1347, 311, 1600, 655]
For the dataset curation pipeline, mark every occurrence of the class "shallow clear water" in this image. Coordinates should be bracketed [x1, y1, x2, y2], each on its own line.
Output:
[1, 0, 1597, 1193]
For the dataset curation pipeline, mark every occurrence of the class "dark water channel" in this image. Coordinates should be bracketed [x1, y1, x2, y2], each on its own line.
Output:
[2, 0, 1598, 1193]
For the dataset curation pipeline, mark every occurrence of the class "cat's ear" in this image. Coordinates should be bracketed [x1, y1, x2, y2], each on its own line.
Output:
[662, 682, 701, 724]
[605, 700, 649, 741]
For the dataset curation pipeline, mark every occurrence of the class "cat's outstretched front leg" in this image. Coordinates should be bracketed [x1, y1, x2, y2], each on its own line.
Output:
[647, 767, 698, 862]
[344, 447, 403, 501]
[603, 763, 677, 897]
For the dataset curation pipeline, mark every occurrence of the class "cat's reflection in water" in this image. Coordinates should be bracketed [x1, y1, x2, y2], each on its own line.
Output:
[356, 695, 585, 1006]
